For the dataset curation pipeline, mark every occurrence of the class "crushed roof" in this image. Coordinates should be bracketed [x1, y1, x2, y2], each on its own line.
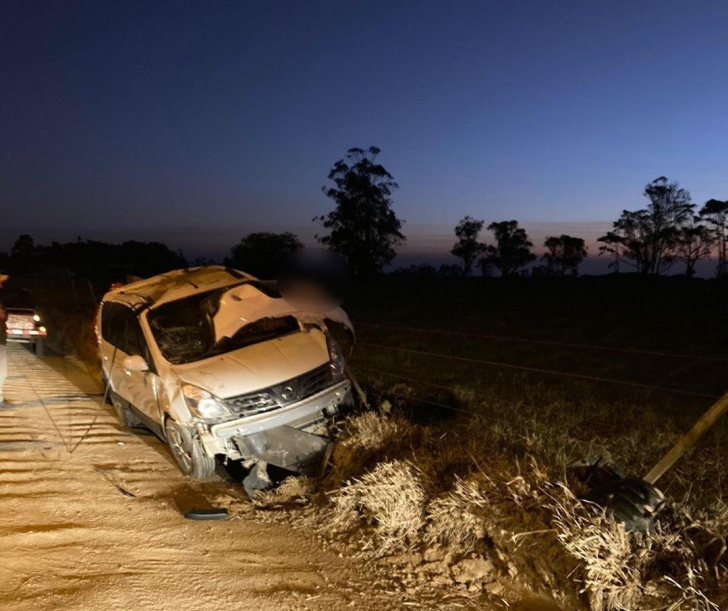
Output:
[108, 266, 256, 306]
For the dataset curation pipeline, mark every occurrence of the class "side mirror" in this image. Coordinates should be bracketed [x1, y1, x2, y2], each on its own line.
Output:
[122, 355, 149, 372]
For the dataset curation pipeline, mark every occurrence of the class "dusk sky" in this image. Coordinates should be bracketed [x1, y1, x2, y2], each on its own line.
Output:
[2, 0, 727, 267]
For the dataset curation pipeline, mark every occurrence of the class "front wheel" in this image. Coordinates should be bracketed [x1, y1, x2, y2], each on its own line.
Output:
[164, 418, 215, 480]
[33, 339, 44, 357]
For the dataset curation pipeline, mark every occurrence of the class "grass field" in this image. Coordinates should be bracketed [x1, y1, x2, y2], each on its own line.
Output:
[320, 275, 728, 609]
[344, 275, 728, 512]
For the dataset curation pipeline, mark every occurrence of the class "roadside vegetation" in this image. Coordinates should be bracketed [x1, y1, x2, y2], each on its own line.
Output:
[253, 276, 728, 610]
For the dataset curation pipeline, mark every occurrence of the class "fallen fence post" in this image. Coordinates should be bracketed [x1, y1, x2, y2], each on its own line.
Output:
[644, 390, 728, 484]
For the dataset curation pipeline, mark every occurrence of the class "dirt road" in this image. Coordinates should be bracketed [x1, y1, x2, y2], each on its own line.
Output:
[0, 345, 451, 611]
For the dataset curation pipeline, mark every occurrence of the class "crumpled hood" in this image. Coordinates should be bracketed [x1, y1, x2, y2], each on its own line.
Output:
[171, 327, 330, 399]
[213, 283, 353, 342]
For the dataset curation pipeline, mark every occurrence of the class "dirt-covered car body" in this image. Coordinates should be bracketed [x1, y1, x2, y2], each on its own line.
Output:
[95, 266, 353, 478]
[0, 290, 47, 355]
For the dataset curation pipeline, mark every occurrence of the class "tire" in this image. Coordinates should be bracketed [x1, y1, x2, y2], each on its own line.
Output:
[164, 418, 215, 480]
[34, 339, 44, 357]
[111, 393, 142, 428]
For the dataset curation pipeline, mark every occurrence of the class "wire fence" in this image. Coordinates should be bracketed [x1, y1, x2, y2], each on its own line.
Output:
[357, 321, 728, 364]
[356, 341, 722, 400]
[352, 365, 632, 453]
[350, 321, 728, 452]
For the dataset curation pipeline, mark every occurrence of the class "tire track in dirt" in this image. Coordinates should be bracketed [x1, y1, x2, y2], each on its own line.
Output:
[1, 345, 474, 611]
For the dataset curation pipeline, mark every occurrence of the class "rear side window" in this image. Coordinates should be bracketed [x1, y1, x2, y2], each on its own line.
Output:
[101, 302, 155, 370]
[122, 316, 148, 359]
[101, 302, 130, 347]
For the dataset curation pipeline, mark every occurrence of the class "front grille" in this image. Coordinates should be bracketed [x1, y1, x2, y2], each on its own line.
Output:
[298, 363, 333, 398]
[225, 363, 333, 417]
[225, 392, 279, 417]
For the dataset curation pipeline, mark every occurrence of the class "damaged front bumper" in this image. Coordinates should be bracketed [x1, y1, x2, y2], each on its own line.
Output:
[198, 380, 350, 460]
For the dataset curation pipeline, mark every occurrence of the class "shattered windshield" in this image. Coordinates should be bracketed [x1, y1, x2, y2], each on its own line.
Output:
[147, 289, 301, 364]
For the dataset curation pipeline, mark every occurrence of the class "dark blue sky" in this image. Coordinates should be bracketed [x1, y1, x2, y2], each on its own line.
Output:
[2, 1, 727, 265]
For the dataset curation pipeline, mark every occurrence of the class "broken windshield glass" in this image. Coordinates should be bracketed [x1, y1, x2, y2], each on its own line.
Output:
[147, 289, 302, 364]
[147, 291, 217, 364]
[208, 316, 300, 357]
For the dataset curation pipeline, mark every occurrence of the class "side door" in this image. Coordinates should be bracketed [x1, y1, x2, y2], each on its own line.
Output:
[119, 314, 164, 435]
[100, 302, 133, 397]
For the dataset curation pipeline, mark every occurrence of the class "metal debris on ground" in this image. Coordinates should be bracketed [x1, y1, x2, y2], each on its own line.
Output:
[583, 477, 665, 533]
[243, 460, 273, 499]
[183, 508, 229, 521]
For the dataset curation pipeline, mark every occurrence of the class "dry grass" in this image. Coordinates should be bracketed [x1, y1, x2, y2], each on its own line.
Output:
[550, 486, 656, 610]
[323, 411, 424, 489]
[425, 478, 490, 552]
[253, 476, 316, 508]
[331, 460, 427, 554]
[552, 488, 727, 611]
[322, 406, 728, 610]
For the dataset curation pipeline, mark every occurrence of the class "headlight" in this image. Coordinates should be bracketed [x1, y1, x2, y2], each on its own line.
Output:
[181, 384, 232, 421]
[33, 314, 41, 322]
[327, 335, 345, 381]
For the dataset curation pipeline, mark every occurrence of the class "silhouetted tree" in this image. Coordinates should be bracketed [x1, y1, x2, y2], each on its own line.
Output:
[315, 147, 405, 277]
[676, 218, 714, 278]
[225, 232, 302, 279]
[9, 234, 36, 273]
[700, 198, 728, 278]
[483, 221, 535, 277]
[477, 257, 493, 278]
[542, 235, 587, 277]
[119, 241, 187, 278]
[597, 231, 626, 273]
[599, 177, 694, 276]
[451, 216, 486, 276]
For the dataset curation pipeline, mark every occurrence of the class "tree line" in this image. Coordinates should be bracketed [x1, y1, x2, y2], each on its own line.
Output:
[597, 177, 728, 278]
[0, 235, 187, 282]
[447, 218, 587, 278]
[306, 148, 727, 279]
[2, 147, 726, 281]
[309, 148, 727, 279]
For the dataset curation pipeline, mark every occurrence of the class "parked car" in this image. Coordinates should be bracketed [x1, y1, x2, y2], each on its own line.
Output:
[1, 289, 47, 355]
[95, 266, 353, 479]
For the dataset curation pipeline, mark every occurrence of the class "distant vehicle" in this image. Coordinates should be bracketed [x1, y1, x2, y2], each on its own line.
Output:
[1, 290, 47, 356]
[95, 266, 353, 479]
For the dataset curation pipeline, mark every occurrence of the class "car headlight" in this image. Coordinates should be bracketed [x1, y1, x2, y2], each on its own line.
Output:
[326, 335, 346, 381]
[33, 314, 41, 322]
[181, 384, 232, 421]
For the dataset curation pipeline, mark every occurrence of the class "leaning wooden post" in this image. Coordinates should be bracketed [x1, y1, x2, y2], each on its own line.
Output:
[644, 390, 728, 484]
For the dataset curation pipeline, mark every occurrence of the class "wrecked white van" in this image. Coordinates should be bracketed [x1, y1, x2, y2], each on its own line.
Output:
[95, 266, 352, 481]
